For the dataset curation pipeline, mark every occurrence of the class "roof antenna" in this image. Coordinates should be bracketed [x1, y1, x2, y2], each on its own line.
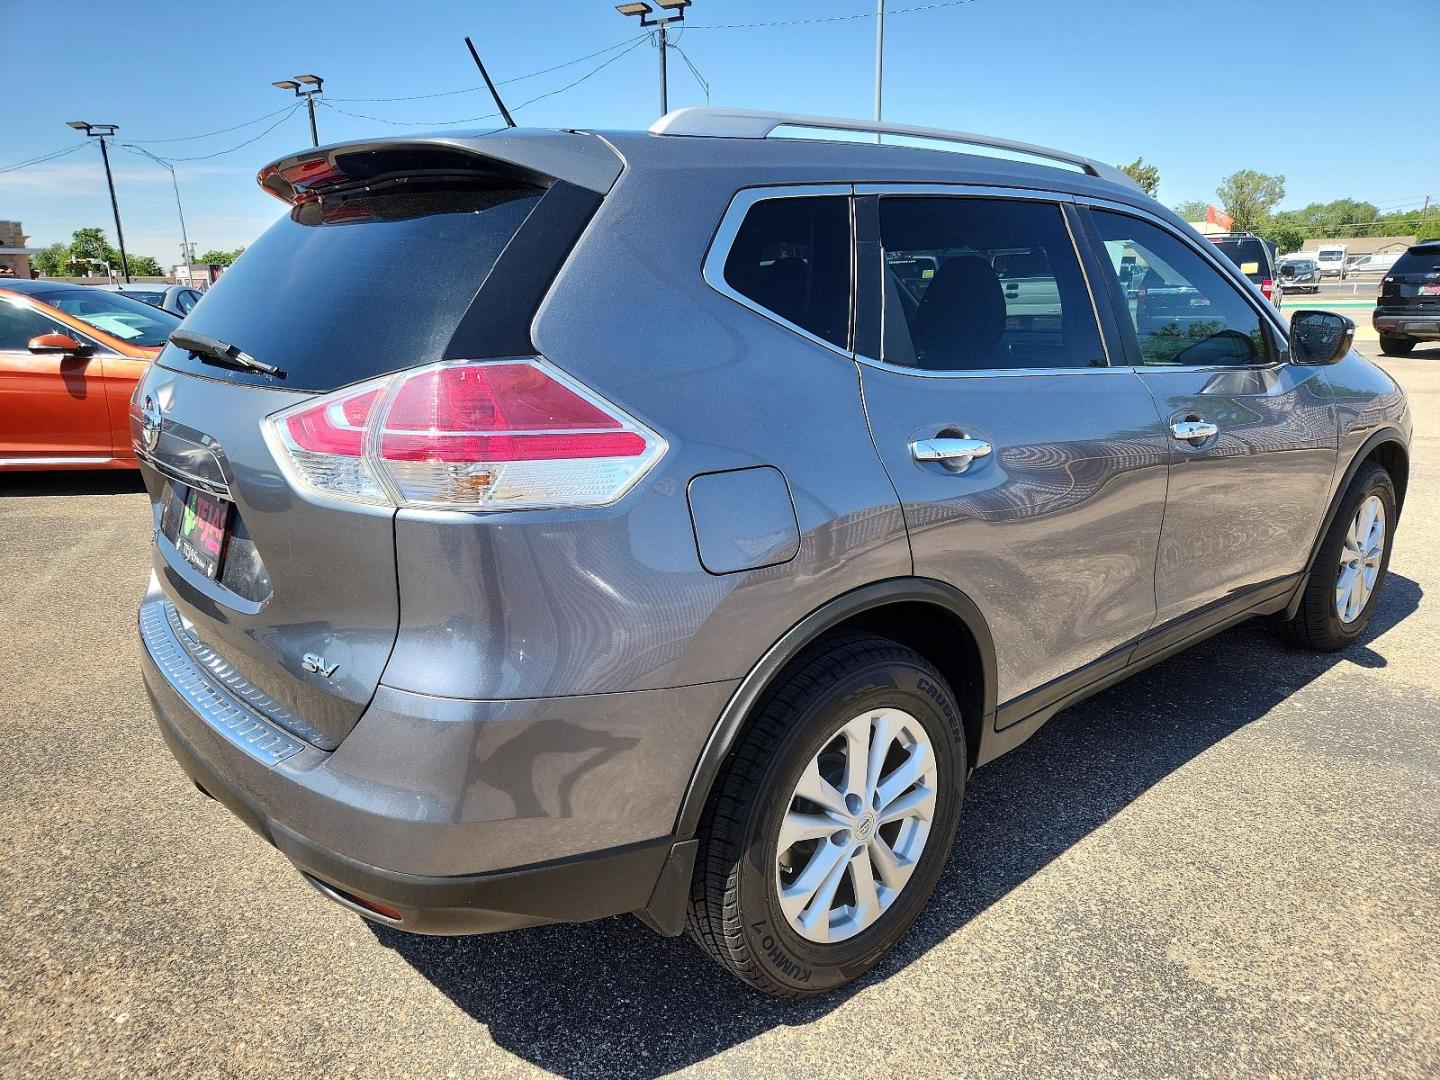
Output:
[464, 36, 517, 128]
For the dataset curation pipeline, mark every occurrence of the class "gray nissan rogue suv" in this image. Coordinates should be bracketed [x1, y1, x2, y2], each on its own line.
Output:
[134, 108, 1411, 997]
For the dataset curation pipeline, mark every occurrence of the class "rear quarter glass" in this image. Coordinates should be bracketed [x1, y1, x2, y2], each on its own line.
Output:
[1213, 239, 1268, 282]
[1390, 246, 1440, 277]
[157, 184, 542, 393]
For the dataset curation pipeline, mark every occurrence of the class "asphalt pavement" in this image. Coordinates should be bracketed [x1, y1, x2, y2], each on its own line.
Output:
[1, 346, 1437, 1079]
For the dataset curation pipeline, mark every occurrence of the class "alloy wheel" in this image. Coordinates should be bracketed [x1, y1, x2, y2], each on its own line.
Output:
[1336, 494, 1385, 624]
[775, 708, 938, 943]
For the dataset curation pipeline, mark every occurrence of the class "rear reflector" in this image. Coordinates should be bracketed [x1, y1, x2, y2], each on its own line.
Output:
[267, 358, 665, 511]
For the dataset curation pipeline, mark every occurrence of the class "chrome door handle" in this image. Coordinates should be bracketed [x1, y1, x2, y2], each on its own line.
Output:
[910, 437, 993, 472]
[1171, 419, 1219, 441]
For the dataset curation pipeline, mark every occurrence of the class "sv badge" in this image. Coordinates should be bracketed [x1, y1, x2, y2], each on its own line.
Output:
[302, 653, 340, 679]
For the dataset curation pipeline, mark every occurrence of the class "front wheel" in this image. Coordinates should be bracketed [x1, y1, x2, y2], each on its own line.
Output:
[1380, 335, 1415, 357]
[1271, 461, 1395, 650]
[686, 634, 966, 997]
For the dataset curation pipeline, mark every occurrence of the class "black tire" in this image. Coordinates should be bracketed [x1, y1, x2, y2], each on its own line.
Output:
[1380, 335, 1415, 357]
[686, 633, 966, 998]
[1271, 461, 1395, 651]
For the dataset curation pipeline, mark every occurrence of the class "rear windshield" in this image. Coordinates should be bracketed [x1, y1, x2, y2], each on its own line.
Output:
[158, 184, 542, 391]
[1390, 246, 1440, 276]
[1211, 238, 1269, 282]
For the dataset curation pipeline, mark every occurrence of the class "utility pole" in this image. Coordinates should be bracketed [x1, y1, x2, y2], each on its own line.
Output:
[273, 74, 324, 147]
[615, 1, 691, 118]
[124, 145, 190, 280]
[874, 0, 886, 127]
[67, 121, 131, 282]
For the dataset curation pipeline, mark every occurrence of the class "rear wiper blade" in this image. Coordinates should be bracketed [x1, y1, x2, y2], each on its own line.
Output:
[169, 329, 285, 378]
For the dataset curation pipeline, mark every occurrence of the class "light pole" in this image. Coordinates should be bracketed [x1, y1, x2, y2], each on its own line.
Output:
[615, 0, 691, 117]
[124, 144, 191, 280]
[66, 121, 131, 282]
[874, 0, 886, 127]
[273, 74, 324, 147]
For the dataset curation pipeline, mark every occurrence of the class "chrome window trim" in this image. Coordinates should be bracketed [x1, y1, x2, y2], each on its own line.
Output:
[702, 183, 856, 360]
[1075, 195, 1292, 374]
[850, 182, 1122, 379]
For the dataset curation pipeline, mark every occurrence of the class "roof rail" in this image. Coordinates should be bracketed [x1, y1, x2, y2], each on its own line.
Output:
[650, 107, 1142, 192]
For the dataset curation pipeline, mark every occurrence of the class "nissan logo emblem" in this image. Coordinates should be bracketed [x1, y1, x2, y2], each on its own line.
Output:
[140, 394, 163, 451]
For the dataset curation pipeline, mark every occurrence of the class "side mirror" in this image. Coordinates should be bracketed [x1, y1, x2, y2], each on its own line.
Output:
[1289, 310, 1354, 365]
[28, 333, 94, 358]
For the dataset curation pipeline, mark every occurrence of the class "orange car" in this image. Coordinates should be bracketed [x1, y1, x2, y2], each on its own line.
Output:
[0, 279, 179, 470]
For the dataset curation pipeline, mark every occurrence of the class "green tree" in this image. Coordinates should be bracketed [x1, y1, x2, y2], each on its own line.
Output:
[126, 254, 164, 276]
[32, 242, 70, 277]
[67, 226, 122, 272]
[1216, 170, 1286, 233]
[1173, 199, 1210, 222]
[197, 247, 245, 267]
[1259, 222, 1305, 254]
[1118, 157, 1160, 197]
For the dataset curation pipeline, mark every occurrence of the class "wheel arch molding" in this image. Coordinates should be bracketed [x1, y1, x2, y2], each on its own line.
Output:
[672, 577, 998, 839]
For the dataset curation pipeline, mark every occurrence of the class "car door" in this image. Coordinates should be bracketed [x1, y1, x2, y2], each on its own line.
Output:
[0, 296, 112, 463]
[1077, 203, 1338, 633]
[855, 188, 1171, 715]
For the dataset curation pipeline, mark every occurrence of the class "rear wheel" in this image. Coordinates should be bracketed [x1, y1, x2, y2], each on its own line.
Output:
[1380, 335, 1415, 357]
[686, 634, 965, 997]
[1271, 461, 1395, 651]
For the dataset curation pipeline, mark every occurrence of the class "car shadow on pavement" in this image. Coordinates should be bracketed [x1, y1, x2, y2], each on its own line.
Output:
[0, 472, 146, 497]
[371, 574, 1421, 1079]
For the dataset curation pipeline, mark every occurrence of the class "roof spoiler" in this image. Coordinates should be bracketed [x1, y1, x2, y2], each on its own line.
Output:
[256, 132, 623, 205]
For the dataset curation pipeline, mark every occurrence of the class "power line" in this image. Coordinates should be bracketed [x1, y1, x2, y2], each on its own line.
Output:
[329, 34, 649, 103]
[686, 0, 978, 30]
[671, 41, 711, 104]
[320, 36, 650, 128]
[159, 104, 305, 162]
[125, 105, 298, 144]
[0, 142, 86, 175]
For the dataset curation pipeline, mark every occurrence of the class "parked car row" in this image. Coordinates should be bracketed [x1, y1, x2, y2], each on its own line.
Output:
[117, 108, 1410, 998]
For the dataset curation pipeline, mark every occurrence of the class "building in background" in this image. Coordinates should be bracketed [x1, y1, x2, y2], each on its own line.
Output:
[0, 221, 40, 277]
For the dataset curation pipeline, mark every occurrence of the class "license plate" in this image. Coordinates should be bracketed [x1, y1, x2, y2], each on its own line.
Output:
[174, 486, 231, 579]
[1420, 283, 1440, 296]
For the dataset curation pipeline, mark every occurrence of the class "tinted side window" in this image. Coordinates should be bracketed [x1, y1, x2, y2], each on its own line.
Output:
[0, 299, 61, 351]
[723, 195, 851, 348]
[1091, 210, 1272, 368]
[877, 197, 1105, 371]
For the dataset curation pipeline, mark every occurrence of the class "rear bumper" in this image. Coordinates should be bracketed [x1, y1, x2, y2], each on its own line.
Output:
[138, 590, 733, 934]
[1374, 310, 1440, 340]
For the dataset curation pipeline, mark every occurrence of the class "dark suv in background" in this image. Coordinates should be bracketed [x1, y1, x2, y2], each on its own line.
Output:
[132, 109, 1410, 997]
[1375, 240, 1440, 355]
[1209, 232, 1281, 307]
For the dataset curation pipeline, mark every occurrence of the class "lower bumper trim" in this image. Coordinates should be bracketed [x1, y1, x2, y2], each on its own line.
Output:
[153, 689, 679, 935]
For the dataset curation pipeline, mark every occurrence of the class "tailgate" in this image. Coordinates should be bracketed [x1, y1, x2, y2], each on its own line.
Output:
[137, 367, 398, 749]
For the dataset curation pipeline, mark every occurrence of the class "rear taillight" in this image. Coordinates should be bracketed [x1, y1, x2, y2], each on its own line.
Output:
[266, 358, 665, 511]
[1261, 278, 1274, 301]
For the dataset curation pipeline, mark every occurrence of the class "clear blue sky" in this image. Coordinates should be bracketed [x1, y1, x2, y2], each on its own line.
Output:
[2, 0, 1436, 263]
